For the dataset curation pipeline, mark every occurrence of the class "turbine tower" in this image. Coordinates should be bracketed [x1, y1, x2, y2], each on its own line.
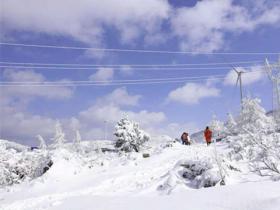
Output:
[233, 67, 244, 110]
[265, 58, 280, 126]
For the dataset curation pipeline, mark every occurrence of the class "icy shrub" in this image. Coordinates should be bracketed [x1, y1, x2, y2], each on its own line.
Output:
[74, 130, 82, 144]
[247, 132, 280, 179]
[210, 115, 226, 139]
[73, 130, 83, 154]
[237, 98, 275, 133]
[114, 118, 150, 152]
[51, 121, 67, 148]
[158, 157, 224, 193]
[0, 147, 52, 186]
[226, 98, 280, 180]
[180, 158, 222, 188]
[37, 135, 47, 150]
[225, 113, 238, 135]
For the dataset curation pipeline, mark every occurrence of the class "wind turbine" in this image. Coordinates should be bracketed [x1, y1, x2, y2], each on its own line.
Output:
[233, 67, 244, 110]
[265, 58, 280, 125]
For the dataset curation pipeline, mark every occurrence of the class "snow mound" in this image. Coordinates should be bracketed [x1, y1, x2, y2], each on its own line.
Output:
[180, 158, 222, 188]
[158, 150, 226, 194]
[0, 145, 52, 186]
[0, 139, 28, 152]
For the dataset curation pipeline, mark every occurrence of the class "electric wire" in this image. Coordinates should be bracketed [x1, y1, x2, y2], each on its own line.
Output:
[0, 60, 265, 67]
[0, 64, 275, 71]
[1, 42, 279, 55]
[0, 70, 265, 87]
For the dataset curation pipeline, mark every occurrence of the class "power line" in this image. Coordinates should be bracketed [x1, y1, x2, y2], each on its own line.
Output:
[0, 74, 228, 84]
[0, 78, 225, 87]
[0, 65, 232, 70]
[0, 70, 263, 84]
[0, 64, 273, 71]
[0, 70, 264, 87]
[1, 42, 279, 55]
[0, 60, 264, 67]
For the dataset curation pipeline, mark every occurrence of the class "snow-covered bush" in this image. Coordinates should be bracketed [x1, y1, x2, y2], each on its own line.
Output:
[73, 130, 83, 154]
[74, 130, 82, 144]
[210, 115, 225, 139]
[237, 98, 275, 133]
[246, 132, 280, 180]
[51, 121, 67, 148]
[226, 98, 280, 180]
[225, 113, 238, 135]
[0, 147, 52, 186]
[114, 118, 150, 152]
[180, 158, 223, 188]
[158, 156, 226, 193]
[37, 135, 47, 150]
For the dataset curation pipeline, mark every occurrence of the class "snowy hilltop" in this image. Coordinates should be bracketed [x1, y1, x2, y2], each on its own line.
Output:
[0, 98, 280, 210]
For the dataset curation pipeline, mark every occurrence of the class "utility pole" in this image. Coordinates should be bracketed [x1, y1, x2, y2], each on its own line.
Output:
[239, 71, 243, 104]
[265, 58, 280, 126]
[104, 120, 108, 140]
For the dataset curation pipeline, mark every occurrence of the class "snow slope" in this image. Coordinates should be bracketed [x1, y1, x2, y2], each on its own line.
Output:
[1, 139, 280, 210]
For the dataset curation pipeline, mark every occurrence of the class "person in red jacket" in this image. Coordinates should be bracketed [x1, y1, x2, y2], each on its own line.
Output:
[181, 132, 191, 145]
[204, 126, 212, 146]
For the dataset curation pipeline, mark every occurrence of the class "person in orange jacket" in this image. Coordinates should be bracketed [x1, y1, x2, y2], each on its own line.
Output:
[204, 126, 212, 146]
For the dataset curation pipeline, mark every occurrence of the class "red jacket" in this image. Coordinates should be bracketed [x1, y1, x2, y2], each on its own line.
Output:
[204, 129, 212, 143]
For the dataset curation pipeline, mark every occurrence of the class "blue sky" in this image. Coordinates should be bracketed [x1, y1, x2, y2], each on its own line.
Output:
[0, 0, 279, 145]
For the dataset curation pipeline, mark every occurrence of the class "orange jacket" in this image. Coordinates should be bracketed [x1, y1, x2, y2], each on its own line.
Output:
[204, 129, 212, 143]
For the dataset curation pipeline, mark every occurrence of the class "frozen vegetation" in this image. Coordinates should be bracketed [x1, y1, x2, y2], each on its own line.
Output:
[0, 98, 279, 210]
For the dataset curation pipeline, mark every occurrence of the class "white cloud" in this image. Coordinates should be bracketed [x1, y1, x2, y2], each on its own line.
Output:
[223, 66, 264, 86]
[83, 49, 107, 60]
[170, 0, 280, 52]
[1, 69, 74, 105]
[78, 103, 167, 140]
[2, 0, 170, 45]
[4, 68, 44, 81]
[147, 122, 199, 139]
[2, 0, 280, 52]
[0, 86, 168, 143]
[89, 68, 114, 82]
[76, 87, 166, 140]
[0, 69, 75, 144]
[167, 82, 220, 105]
[96, 87, 141, 107]
[79, 102, 166, 130]
[0, 106, 56, 144]
[120, 65, 134, 76]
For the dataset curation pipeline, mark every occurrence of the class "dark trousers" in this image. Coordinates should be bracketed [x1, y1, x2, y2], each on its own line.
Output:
[182, 141, 190, 145]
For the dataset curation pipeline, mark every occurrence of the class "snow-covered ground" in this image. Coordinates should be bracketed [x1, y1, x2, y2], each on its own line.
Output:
[1, 138, 280, 210]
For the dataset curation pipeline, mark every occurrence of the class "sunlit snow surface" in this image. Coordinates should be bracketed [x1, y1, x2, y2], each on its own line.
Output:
[0, 137, 280, 210]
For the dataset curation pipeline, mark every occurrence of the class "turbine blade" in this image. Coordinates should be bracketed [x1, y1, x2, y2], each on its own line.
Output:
[233, 67, 239, 74]
[235, 75, 240, 87]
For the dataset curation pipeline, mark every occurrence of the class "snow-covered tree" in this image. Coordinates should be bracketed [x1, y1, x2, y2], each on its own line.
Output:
[73, 130, 83, 154]
[74, 130, 82, 144]
[209, 115, 225, 139]
[52, 121, 66, 148]
[37, 135, 47, 150]
[114, 118, 150, 152]
[237, 98, 275, 133]
[226, 98, 280, 180]
[225, 113, 237, 135]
